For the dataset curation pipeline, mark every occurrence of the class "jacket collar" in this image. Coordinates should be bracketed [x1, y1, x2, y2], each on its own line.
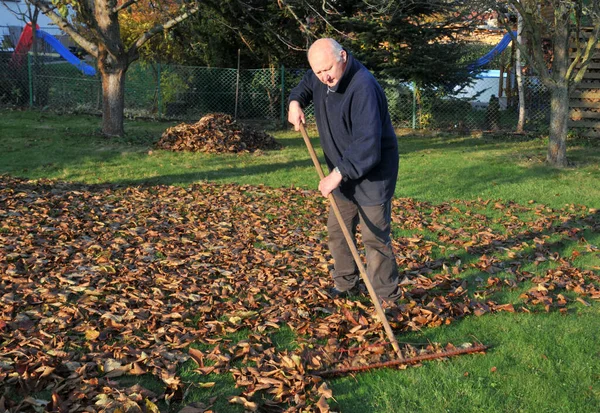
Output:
[327, 51, 357, 94]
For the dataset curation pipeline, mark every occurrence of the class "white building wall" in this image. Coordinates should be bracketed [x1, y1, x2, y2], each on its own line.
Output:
[453, 70, 511, 110]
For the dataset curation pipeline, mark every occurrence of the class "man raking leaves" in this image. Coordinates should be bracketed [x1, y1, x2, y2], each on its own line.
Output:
[288, 39, 401, 304]
[288, 38, 402, 356]
[289, 38, 490, 373]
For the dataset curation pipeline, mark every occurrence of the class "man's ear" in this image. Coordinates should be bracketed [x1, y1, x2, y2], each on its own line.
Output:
[341, 50, 347, 63]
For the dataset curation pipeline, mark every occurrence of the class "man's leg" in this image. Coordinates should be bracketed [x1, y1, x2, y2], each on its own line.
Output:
[358, 200, 400, 301]
[327, 195, 360, 291]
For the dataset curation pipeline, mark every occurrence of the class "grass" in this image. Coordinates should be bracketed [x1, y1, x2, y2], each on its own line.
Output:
[333, 309, 600, 413]
[1, 110, 599, 208]
[1, 109, 599, 412]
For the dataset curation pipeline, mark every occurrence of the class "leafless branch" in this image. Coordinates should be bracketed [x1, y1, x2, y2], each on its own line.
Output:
[278, 0, 316, 42]
[3, 1, 29, 25]
[321, 0, 339, 15]
[218, 20, 256, 53]
[130, 4, 200, 60]
[499, 0, 552, 86]
[241, 6, 308, 51]
[26, 0, 99, 57]
[569, 18, 600, 84]
[113, 0, 140, 13]
[305, 2, 346, 38]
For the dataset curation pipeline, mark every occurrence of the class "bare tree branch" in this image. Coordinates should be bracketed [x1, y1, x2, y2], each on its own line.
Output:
[321, 0, 340, 15]
[568, 0, 600, 84]
[305, 2, 347, 38]
[241, 6, 308, 51]
[3, 1, 29, 25]
[26, 0, 99, 57]
[569, 22, 600, 84]
[278, 0, 317, 42]
[498, 0, 553, 87]
[218, 20, 256, 53]
[113, 0, 140, 13]
[129, 4, 200, 61]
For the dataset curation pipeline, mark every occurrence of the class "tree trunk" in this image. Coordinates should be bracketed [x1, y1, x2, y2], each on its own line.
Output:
[546, 3, 571, 168]
[99, 60, 127, 137]
[516, 12, 526, 133]
[95, 6, 130, 138]
[547, 84, 569, 167]
[498, 64, 504, 97]
[507, 42, 514, 106]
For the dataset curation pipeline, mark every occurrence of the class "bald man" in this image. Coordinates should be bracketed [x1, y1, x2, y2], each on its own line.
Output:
[288, 38, 400, 304]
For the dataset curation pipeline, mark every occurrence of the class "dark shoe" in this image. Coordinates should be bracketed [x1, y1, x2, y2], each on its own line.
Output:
[380, 298, 405, 317]
[327, 285, 360, 299]
[368, 299, 398, 318]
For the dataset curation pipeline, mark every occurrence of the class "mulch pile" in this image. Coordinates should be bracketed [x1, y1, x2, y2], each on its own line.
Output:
[156, 113, 282, 153]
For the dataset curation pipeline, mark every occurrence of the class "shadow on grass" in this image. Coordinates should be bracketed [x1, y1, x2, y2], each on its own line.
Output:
[396, 132, 542, 155]
[400, 160, 565, 199]
[110, 157, 319, 187]
[403, 209, 600, 300]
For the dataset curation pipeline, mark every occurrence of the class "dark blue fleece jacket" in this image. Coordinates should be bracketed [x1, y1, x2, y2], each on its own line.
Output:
[289, 53, 399, 206]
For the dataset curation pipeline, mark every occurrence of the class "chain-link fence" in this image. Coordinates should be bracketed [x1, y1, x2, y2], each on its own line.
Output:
[379, 74, 550, 132]
[0, 48, 550, 132]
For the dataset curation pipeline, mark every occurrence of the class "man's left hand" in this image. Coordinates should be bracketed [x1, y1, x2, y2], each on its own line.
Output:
[318, 169, 343, 197]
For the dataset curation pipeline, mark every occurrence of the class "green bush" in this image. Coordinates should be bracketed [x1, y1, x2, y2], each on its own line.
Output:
[0, 52, 28, 106]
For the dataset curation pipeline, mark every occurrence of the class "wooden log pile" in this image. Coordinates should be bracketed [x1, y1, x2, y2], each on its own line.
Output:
[157, 113, 282, 153]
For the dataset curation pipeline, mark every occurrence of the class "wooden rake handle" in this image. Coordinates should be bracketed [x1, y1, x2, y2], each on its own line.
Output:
[298, 123, 402, 358]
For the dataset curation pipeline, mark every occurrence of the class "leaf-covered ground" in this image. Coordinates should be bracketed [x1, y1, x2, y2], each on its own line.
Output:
[0, 175, 598, 412]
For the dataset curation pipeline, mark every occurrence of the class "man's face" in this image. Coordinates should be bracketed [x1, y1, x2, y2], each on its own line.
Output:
[309, 48, 347, 88]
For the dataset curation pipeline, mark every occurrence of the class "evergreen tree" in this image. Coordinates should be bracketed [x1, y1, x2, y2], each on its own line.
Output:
[335, 0, 480, 88]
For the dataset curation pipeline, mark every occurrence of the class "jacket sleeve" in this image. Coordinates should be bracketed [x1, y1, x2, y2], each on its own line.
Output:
[336, 83, 384, 180]
[288, 70, 315, 108]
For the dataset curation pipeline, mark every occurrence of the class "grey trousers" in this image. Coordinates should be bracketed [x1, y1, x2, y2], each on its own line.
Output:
[327, 195, 400, 301]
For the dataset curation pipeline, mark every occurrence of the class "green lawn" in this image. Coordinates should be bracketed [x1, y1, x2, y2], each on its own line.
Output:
[1, 110, 598, 208]
[0, 109, 599, 413]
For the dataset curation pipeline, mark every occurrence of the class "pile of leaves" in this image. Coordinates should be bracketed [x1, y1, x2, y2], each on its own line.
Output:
[0, 175, 598, 412]
[156, 113, 282, 153]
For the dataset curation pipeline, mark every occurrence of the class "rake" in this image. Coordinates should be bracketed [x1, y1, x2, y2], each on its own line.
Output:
[298, 123, 488, 374]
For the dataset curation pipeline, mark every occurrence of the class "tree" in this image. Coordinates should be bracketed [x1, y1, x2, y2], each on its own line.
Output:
[326, 1, 481, 89]
[2, 1, 42, 66]
[515, 5, 526, 133]
[2, 1, 47, 104]
[2, 0, 42, 37]
[151, 0, 315, 68]
[148, 0, 484, 82]
[494, 0, 600, 167]
[27, 0, 202, 137]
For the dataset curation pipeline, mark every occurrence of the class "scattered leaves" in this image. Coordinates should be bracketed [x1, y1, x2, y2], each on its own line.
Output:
[0, 176, 598, 412]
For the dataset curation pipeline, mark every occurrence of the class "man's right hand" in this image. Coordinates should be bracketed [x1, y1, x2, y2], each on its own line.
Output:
[288, 101, 305, 131]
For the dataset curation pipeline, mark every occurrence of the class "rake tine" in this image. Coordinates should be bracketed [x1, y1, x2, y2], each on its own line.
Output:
[313, 343, 490, 378]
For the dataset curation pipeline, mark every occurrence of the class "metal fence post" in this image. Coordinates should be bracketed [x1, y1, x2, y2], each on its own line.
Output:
[280, 64, 285, 127]
[28, 54, 33, 108]
[157, 63, 162, 118]
[411, 81, 416, 129]
[234, 49, 240, 119]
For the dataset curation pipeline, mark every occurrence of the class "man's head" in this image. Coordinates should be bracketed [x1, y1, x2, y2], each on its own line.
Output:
[307, 38, 347, 88]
